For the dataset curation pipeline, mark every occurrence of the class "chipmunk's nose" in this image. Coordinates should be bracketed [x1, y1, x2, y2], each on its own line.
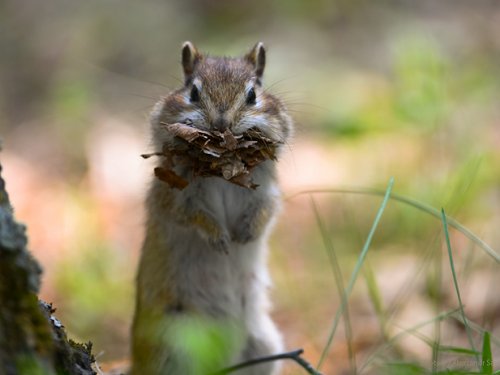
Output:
[213, 116, 230, 131]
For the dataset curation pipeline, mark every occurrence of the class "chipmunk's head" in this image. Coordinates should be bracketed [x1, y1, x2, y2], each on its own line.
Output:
[151, 42, 292, 148]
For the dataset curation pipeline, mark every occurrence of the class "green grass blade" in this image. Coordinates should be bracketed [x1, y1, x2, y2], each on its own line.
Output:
[363, 262, 388, 340]
[432, 339, 440, 373]
[481, 331, 493, 374]
[310, 197, 357, 374]
[398, 326, 482, 364]
[441, 208, 478, 367]
[316, 177, 394, 370]
[438, 346, 480, 356]
[384, 362, 428, 375]
[359, 308, 461, 373]
[449, 313, 500, 346]
[286, 187, 500, 263]
[431, 221, 443, 373]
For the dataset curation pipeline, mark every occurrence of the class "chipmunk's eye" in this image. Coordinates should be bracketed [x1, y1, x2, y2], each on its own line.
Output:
[246, 87, 256, 105]
[190, 85, 200, 102]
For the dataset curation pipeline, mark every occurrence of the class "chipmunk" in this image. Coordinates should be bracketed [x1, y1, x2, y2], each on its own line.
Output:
[131, 41, 293, 375]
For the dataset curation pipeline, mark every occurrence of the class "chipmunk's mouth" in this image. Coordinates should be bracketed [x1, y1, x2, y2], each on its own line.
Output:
[183, 116, 236, 133]
[181, 117, 265, 139]
[211, 116, 232, 132]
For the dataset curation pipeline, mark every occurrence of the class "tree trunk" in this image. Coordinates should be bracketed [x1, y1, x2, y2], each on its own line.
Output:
[0, 162, 96, 375]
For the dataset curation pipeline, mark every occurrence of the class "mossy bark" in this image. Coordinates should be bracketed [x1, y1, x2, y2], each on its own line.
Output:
[0, 163, 95, 375]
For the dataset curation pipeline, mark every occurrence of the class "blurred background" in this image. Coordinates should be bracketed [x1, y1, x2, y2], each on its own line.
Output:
[1, 0, 499, 374]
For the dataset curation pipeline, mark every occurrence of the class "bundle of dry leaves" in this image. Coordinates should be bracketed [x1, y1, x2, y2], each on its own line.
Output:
[142, 123, 281, 190]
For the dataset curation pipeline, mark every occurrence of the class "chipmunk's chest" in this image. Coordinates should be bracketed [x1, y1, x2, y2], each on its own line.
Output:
[188, 176, 254, 222]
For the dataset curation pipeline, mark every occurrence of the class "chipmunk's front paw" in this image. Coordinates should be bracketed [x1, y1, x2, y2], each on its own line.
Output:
[208, 232, 230, 253]
[231, 226, 256, 244]
[232, 208, 270, 244]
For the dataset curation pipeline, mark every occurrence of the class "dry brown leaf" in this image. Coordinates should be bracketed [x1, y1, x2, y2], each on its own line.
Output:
[221, 129, 238, 151]
[220, 160, 246, 180]
[144, 123, 281, 189]
[163, 122, 211, 142]
[153, 167, 188, 190]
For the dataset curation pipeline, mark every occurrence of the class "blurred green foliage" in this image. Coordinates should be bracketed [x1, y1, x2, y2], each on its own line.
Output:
[54, 244, 133, 358]
[170, 317, 246, 374]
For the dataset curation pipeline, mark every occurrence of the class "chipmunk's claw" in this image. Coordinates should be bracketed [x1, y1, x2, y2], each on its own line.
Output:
[209, 233, 230, 253]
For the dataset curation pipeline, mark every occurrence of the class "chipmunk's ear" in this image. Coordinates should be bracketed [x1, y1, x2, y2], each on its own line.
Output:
[181, 41, 201, 80]
[245, 42, 266, 81]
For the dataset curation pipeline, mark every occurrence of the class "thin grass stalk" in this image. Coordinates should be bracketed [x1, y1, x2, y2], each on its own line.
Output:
[363, 262, 388, 341]
[359, 308, 461, 373]
[310, 197, 357, 374]
[286, 187, 499, 263]
[316, 177, 394, 370]
[431, 226, 443, 373]
[441, 208, 479, 368]
[449, 313, 500, 347]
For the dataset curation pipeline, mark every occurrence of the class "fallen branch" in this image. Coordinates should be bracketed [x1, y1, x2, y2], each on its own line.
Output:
[208, 348, 323, 375]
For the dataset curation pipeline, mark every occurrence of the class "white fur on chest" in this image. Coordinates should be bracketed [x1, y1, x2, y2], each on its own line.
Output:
[167, 228, 269, 320]
[192, 176, 252, 228]
[162, 173, 276, 320]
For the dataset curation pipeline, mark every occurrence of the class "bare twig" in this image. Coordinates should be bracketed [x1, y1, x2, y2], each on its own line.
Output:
[208, 348, 323, 375]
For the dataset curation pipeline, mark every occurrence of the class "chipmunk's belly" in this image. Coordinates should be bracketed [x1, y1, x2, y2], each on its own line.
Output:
[197, 176, 253, 225]
[165, 176, 272, 319]
[169, 225, 265, 320]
